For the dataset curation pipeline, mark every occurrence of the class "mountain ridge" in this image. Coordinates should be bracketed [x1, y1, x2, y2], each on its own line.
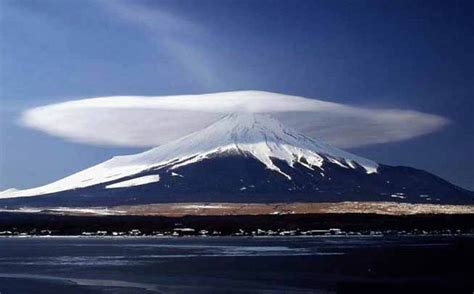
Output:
[1, 113, 378, 198]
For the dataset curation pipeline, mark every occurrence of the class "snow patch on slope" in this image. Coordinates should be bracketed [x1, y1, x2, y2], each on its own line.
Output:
[105, 175, 160, 189]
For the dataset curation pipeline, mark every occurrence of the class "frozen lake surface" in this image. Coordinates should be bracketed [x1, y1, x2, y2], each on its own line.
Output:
[0, 236, 472, 293]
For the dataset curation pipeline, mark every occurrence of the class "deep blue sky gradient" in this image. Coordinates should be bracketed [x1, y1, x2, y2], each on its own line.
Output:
[1, 0, 473, 190]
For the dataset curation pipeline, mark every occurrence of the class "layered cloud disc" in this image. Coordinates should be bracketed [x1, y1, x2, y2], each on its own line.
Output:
[20, 91, 449, 148]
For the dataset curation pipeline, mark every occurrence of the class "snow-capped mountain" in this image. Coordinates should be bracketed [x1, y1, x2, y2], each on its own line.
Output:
[0, 113, 472, 207]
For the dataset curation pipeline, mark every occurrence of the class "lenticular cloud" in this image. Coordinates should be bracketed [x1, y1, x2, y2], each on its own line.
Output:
[20, 91, 449, 148]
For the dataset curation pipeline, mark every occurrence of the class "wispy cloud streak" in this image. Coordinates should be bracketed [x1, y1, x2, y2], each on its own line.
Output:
[100, 1, 219, 88]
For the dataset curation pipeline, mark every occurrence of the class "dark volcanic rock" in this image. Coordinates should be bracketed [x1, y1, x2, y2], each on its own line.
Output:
[1, 153, 472, 207]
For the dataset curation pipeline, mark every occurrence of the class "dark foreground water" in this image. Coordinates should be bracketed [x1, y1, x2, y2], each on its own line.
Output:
[0, 236, 472, 293]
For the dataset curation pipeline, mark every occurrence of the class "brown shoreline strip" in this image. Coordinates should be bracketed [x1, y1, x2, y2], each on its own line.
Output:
[111, 201, 474, 217]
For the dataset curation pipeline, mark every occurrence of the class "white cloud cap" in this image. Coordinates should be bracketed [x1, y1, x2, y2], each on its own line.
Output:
[21, 91, 449, 148]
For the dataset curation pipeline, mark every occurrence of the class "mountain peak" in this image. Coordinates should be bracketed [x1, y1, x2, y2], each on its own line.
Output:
[196, 112, 285, 135]
[1, 113, 379, 199]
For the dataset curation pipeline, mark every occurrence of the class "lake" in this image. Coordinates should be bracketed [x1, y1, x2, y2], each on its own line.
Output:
[0, 236, 472, 293]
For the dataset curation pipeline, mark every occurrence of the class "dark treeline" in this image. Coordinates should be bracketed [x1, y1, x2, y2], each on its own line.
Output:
[0, 212, 473, 235]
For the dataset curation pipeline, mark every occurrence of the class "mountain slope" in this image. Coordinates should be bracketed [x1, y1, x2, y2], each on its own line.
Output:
[0, 113, 472, 207]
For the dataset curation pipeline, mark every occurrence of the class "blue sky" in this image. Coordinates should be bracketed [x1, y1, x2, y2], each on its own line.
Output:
[1, 0, 473, 190]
